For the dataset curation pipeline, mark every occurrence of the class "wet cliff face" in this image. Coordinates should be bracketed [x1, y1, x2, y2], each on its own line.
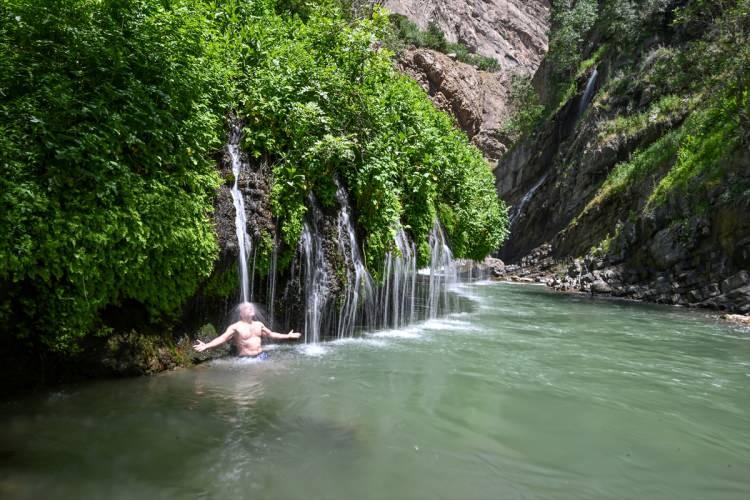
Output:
[494, 2, 750, 313]
[387, 0, 550, 161]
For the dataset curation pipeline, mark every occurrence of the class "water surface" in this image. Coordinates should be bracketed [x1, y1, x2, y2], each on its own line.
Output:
[2, 283, 749, 500]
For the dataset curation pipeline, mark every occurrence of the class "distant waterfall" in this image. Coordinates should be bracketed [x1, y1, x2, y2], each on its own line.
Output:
[509, 173, 548, 226]
[578, 68, 599, 118]
[227, 121, 251, 302]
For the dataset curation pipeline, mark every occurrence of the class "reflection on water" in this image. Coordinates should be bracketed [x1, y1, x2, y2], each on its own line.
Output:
[1, 282, 749, 500]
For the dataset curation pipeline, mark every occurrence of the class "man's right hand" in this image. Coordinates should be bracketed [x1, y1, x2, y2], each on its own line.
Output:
[193, 340, 208, 352]
[287, 330, 301, 340]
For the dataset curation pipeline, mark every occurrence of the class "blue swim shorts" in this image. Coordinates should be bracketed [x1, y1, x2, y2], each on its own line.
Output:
[239, 351, 269, 361]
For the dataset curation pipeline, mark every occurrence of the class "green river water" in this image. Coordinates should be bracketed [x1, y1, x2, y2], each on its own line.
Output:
[1, 282, 749, 500]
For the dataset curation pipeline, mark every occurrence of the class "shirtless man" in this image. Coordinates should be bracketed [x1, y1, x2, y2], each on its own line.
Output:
[193, 302, 301, 359]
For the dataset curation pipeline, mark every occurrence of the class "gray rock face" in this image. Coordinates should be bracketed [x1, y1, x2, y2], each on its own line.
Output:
[590, 279, 612, 294]
[388, 0, 550, 162]
[384, 0, 551, 69]
[649, 227, 688, 270]
[398, 48, 514, 160]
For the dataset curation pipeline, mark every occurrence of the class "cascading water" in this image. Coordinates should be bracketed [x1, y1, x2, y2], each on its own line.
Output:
[299, 198, 331, 344]
[227, 121, 252, 302]
[578, 67, 599, 118]
[295, 184, 467, 342]
[334, 180, 375, 338]
[267, 232, 278, 330]
[425, 221, 459, 319]
[378, 228, 417, 329]
[509, 173, 548, 226]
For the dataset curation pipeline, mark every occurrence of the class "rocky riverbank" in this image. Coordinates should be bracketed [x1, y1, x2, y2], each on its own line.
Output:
[493, 242, 750, 320]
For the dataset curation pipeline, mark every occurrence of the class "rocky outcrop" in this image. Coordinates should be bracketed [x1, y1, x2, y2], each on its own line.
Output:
[398, 48, 514, 160]
[388, 0, 550, 161]
[543, 178, 750, 314]
[385, 0, 550, 69]
[494, 2, 750, 315]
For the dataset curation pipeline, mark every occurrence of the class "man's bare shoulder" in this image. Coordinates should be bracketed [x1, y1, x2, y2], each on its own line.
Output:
[228, 320, 245, 331]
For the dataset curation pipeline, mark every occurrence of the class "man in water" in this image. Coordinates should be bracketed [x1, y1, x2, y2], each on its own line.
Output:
[193, 302, 301, 359]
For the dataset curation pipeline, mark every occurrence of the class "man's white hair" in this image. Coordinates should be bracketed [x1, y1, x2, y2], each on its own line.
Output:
[238, 302, 255, 321]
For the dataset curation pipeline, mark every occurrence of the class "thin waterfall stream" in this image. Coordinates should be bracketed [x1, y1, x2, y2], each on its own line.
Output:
[227, 121, 251, 303]
[578, 67, 599, 118]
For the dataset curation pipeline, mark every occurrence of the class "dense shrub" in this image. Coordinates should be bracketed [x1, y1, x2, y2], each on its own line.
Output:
[0, 0, 228, 350]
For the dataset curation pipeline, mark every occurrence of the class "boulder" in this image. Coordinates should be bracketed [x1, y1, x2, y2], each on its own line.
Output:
[721, 271, 750, 294]
[649, 227, 688, 269]
[591, 279, 612, 294]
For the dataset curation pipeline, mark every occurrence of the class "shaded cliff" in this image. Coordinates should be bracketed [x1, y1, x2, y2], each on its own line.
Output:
[495, 0, 750, 313]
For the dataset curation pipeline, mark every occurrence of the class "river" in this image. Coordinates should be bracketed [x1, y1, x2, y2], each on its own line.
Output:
[1, 282, 749, 499]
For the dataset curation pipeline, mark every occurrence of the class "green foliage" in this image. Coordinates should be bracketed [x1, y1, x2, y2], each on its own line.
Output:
[648, 92, 741, 205]
[585, 89, 743, 215]
[598, 94, 687, 142]
[386, 14, 502, 72]
[673, 0, 750, 143]
[587, 127, 683, 211]
[1, 0, 507, 351]
[503, 73, 545, 140]
[0, 0, 228, 351]
[234, 6, 507, 269]
[548, 0, 599, 80]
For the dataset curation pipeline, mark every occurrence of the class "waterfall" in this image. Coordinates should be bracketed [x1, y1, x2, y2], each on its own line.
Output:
[267, 232, 278, 330]
[227, 121, 252, 302]
[509, 173, 548, 226]
[334, 180, 375, 338]
[295, 182, 469, 342]
[578, 68, 599, 118]
[378, 228, 417, 329]
[299, 198, 331, 344]
[426, 221, 458, 319]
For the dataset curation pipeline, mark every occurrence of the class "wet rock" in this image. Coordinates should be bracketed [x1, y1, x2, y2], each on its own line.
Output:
[721, 271, 750, 294]
[483, 256, 506, 276]
[191, 323, 231, 363]
[649, 227, 688, 269]
[591, 279, 612, 294]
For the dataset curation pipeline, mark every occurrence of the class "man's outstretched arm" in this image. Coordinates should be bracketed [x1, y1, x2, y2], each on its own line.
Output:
[261, 325, 301, 340]
[194, 326, 235, 352]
